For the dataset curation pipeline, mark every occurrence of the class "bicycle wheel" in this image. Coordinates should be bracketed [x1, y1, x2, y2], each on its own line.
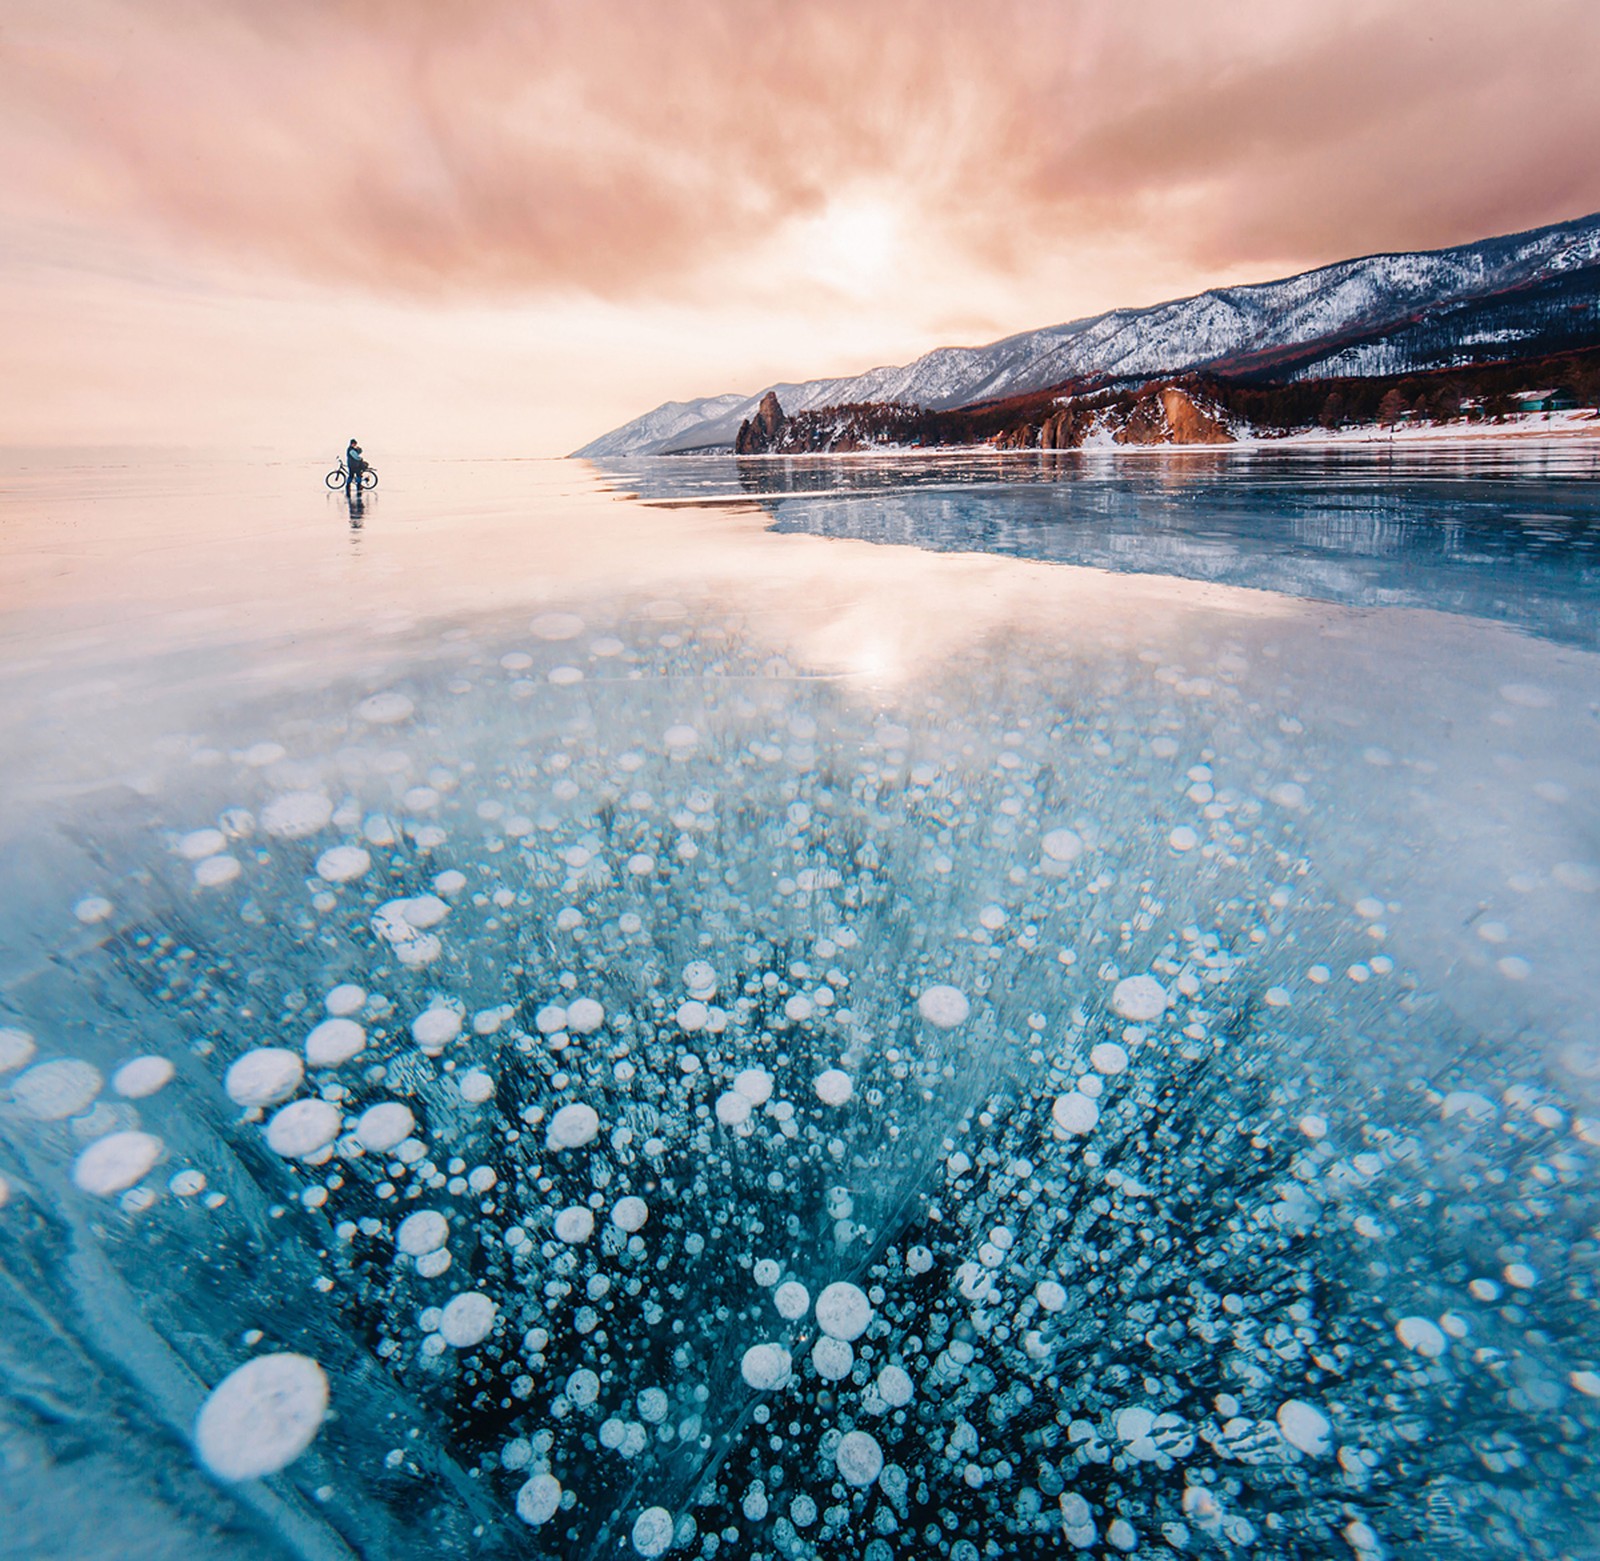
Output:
[325, 468, 346, 489]
[360, 467, 378, 490]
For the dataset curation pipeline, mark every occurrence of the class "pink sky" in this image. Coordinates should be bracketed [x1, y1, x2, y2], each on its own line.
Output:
[4, 0, 1599, 456]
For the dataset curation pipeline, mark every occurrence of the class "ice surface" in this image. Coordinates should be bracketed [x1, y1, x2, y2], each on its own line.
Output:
[1, 451, 1598, 1559]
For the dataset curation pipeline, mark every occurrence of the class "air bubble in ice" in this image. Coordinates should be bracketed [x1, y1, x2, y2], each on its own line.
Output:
[741, 1343, 792, 1391]
[112, 1056, 174, 1098]
[1276, 1399, 1332, 1456]
[438, 1292, 497, 1348]
[226, 1048, 303, 1107]
[194, 1353, 328, 1481]
[356, 1103, 415, 1153]
[917, 986, 970, 1028]
[632, 1506, 674, 1557]
[265, 1099, 342, 1159]
[306, 1018, 366, 1068]
[835, 1429, 884, 1486]
[1110, 975, 1167, 1021]
[13, 1058, 102, 1120]
[72, 1131, 163, 1196]
[815, 1281, 872, 1341]
[814, 1069, 853, 1106]
[396, 1210, 448, 1256]
[516, 1472, 561, 1526]
[547, 1102, 600, 1150]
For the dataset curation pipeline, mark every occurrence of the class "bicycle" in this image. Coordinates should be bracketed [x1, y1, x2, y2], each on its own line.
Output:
[326, 465, 378, 490]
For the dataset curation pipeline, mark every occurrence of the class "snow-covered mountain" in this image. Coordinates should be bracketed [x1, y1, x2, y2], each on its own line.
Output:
[573, 211, 1600, 457]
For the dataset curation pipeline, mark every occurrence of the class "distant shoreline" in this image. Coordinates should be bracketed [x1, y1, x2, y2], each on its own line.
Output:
[623, 412, 1600, 461]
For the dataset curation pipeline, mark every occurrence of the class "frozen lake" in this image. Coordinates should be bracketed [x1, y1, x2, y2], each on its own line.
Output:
[1, 447, 1598, 1559]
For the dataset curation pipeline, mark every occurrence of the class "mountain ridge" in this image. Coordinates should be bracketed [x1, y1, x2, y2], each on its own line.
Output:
[572, 210, 1600, 457]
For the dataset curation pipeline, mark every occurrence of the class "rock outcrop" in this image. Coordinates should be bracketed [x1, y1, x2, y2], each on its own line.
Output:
[735, 392, 786, 454]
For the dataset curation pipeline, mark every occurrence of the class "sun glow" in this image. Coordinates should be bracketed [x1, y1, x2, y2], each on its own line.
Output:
[792, 195, 902, 297]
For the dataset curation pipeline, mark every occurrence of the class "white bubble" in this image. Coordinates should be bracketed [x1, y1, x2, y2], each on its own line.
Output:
[194, 855, 241, 888]
[178, 828, 226, 860]
[733, 1068, 773, 1104]
[917, 985, 970, 1028]
[1051, 1092, 1099, 1137]
[411, 1007, 463, 1055]
[1168, 826, 1199, 852]
[112, 1056, 175, 1099]
[265, 1099, 342, 1159]
[682, 961, 717, 997]
[835, 1429, 883, 1487]
[194, 1353, 328, 1481]
[1041, 828, 1084, 864]
[325, 984, 365, 1016]
[516, 1471, 562, 1526]
[531, 612, 585, 640]
[632, 1506, 674, 1558]
[357, 691, 415, 724]
[1110, 976, 1167, 1022]
[1276, 1399, 1332, 1456]
[1036, 1280, 1067, 1313]
[0, 1027, 37, 1074]
[814, 1069, 853, 1106]
[877, 1364, 913, 1406]
[811, 1336, 854, 1380]
[400, 894, 449, 929]
[457, 1069, 495, 1104]
[815, 1281, 872, 1341]
[72, 1131, 163, 1196]
[1268, 782, 1307, 810]
[547, 1103, 600, 1150]
[305, 1018, 366, 1068]
[225, 1048, 303, 1107]
[13, 1058, 102, 1120]
[396, 1210, 448, 1256]
[555, 1206, 595, 1244]
[356, 1102, 415, 1153]
[438, 1292, 497, 1348]
[612, 1196, 649, 1232]
[1553, 861, 1600, 893]
[1089, 1043, 1128, 1076]
[740, 1343, 792, 1391]
[1395, 1316, 1447, 1358]
[315, 846, 371, 884]
[663, 724, 699, 751]
[565, 998, 605, 1034]
[261, 792, 334, 839]
[74, 896, 114, 924]
[774, 1281, 809, 1320]
[715, 1090, 752, 1126]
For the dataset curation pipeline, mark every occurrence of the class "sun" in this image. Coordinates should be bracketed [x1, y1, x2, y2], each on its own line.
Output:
[793, 195, 902, 297]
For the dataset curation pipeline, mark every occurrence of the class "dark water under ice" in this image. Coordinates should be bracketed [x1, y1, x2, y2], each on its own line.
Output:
[1, 447, 1598, 1561]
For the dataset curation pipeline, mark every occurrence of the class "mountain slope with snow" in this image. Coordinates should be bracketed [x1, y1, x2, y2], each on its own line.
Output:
[573, 211, 1600, 456]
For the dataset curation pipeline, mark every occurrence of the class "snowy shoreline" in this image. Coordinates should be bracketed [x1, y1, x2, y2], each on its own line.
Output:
[640, 407, 1600, 461]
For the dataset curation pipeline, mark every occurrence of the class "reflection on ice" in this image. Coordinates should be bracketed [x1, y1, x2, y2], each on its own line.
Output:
[598, 448, 1600, 650]
[3, 577, 1598, 1559]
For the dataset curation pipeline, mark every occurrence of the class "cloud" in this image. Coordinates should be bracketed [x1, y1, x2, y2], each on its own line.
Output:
[6, 0, 1599, 312]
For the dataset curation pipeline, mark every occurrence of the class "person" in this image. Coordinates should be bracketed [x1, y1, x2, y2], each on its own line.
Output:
[344, 438, 365, 491]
